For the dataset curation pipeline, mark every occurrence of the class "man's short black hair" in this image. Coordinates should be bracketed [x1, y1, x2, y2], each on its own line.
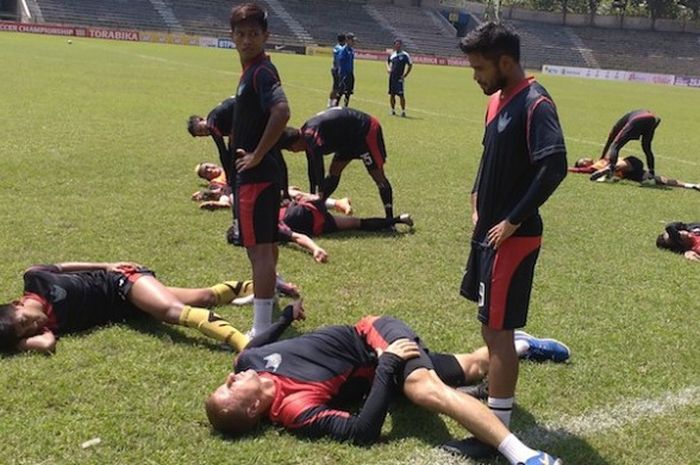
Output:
[657, 222, 690, 254]
[187, 115, 203, 137]
[230, 3, 268, 32]
[459, 21, 520, 63]
[0, 303, 19, 352]
[337, 33, 346, 43]
[277, 127, 302, 150]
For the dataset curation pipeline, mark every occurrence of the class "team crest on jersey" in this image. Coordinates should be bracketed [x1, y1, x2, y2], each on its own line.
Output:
[497, 112, 512, 133]
[263, 353, 282, 372]
[50, 285, 67, 303]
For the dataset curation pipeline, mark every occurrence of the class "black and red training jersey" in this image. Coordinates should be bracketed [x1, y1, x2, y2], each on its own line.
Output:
[232, 53, 288, 185]
[472, 77, 567, 240]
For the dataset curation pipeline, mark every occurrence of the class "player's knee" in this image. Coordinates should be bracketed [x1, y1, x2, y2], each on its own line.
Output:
[403, 369, 447, 411]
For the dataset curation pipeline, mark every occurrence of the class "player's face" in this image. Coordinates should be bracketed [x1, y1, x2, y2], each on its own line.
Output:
[393, 40, 402, 51]
[575, 158, 594, 168]
[192, 119, 210, 137]
[13, 304, 48, 338]
[199, 163, 222, 180]
[232, 22, 269, 63]
[215, 370, 263, 404]
[467, 52, 507, 95]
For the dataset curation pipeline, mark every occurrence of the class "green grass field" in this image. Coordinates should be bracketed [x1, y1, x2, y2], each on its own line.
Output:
[1, 32, 698, 465]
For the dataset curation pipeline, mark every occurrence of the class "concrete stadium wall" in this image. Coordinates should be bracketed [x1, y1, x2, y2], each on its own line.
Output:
[424, 0, 700, 33]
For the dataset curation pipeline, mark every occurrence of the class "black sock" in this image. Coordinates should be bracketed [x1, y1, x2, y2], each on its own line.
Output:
[321, 175, 340, 198]
[378, 183, 394, 219]
[360, 218, 393, 231]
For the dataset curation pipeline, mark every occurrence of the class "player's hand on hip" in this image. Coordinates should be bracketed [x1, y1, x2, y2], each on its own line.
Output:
[487, 219, 520, 249]
[235, 149, 262, 172]
[382, 338, 420, 361]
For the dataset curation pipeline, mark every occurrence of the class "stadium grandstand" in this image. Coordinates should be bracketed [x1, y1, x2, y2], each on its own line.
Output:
[5, 0, 700, 75]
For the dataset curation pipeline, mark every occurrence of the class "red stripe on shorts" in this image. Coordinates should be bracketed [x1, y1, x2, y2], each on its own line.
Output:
[238, 182, 273, 247]
[488, 236, 541, 329]
[354, 315, 388, 350]
[364, 117, 385, 169]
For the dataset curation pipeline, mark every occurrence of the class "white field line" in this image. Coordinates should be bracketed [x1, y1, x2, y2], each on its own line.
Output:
[381, 385, 700, 465]
[81, 42, 700, 167]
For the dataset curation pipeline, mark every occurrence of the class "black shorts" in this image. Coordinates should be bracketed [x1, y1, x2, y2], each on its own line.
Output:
[235, 181, 281, 247]
[337, 73, 354, 95]
[354, 316, 466, 387]
[90, 268, 155, 326]
[331, 68, 341, 93]
[334, 117, 387, 171]
[388, 76, 404, 96]
[460, 236, 541, 330]
[622, 156, 645, 182]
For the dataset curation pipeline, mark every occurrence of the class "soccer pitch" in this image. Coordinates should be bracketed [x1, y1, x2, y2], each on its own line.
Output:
[0, 32, 698, 465]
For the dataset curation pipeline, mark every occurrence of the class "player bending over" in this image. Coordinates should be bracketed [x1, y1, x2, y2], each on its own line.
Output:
[570, 156, 699, 190]
[205, 312, 565, 465]
[0, 262, 257, 354]
[278, 107, 397, 220]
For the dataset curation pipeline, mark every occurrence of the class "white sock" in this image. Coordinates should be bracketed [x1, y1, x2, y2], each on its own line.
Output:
[252, 298, 274, 335]
[497, 433, 538, 465]
[488, 396, 514, 427]
[324, 198, 337, 209]
[515, 339, 530, 357]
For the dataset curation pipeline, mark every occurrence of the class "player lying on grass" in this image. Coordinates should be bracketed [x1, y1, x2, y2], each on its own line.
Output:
[205, 313, 567, 465]
[656, 222, 700, 262]
[0, 261, 298, 354]
[192, 162, 233, 210]
[570, 156, 699, 190]
[277, 196, 414, 263]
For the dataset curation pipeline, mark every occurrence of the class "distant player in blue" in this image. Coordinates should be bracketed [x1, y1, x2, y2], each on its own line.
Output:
[386, 39, 413, 117]
[336, 32, 356, 107]
[328, 33, 346, 107]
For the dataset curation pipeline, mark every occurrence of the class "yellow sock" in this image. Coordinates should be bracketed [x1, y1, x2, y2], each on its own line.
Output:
[210, 280, 254, 305]
[178, 306, 249, 351]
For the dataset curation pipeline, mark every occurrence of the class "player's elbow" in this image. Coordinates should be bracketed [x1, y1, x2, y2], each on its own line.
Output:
[350, 426, 380, 446]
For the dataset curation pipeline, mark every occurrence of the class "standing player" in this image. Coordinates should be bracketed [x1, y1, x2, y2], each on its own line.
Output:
[591, 110, 660, 181]
[229, 3, 291, 337]
[451, 22, 567, 459]
[386, 39, 413, 117]
[328, 33, 346, 107]
[336, 32, 356, 107]
[278, 107, 397, 221]
[187, 97, 237, 186]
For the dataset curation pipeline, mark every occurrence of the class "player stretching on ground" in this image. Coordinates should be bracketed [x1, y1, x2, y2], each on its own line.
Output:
[656, 222, 700, 262]
[455, 22, 567, 459]
[591, 110, 660, 181]
[229, 4, 290, 338]
[278, 107, 397, 221]
[191, 162, 233, 210]
[278, 198, 414, 263]
[570, 156, 699, 190]
[205, 311, 564, 465]
[0, 262, 256, 354]
[387, 39, 412, 117]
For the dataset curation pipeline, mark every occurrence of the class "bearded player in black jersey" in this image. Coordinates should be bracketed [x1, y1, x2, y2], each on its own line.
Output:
[447, 22, 568, 460]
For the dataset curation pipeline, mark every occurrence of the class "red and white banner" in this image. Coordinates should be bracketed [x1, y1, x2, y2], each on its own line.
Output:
[541, 64, 690, 88]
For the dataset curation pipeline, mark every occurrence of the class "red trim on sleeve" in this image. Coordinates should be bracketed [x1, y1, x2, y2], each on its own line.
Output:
[354, 316, 387, 350]
[526, 95, 554, 161]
